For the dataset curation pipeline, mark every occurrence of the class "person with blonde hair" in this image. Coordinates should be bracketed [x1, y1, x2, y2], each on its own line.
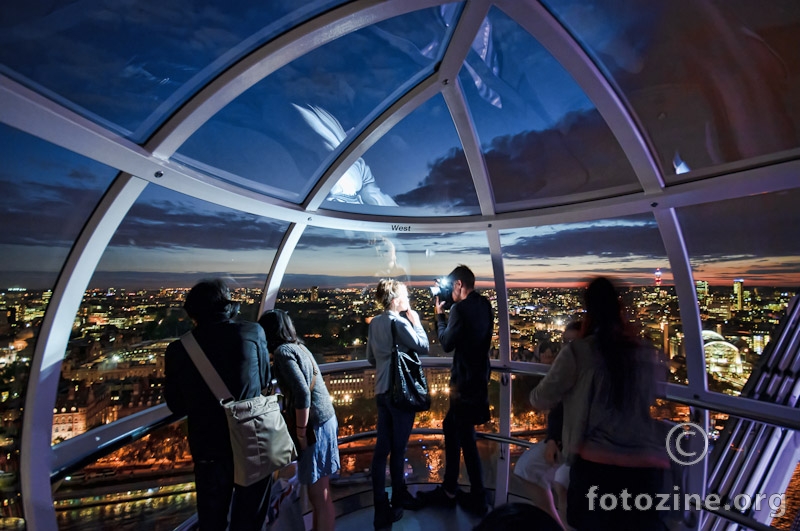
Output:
[366, 278, 429, 529]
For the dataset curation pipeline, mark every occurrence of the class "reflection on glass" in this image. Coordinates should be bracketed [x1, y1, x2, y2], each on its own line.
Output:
[53, 421, 196, 530]
[463, 7, 639, 212]
[541, 0, 800, 178]
[321, 94, 480, 216]
[281, 228, 496, 361]
[177, 5, 454, 202]
[678, 190, 800, 395]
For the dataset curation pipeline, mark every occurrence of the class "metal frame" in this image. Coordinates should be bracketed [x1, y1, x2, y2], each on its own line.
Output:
[2, 0, 799, 528]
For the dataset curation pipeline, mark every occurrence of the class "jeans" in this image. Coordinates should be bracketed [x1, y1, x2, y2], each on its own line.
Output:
[372, 392, 416, 499]
[442, 404, 484, 495]
[194, 458, 273, 531]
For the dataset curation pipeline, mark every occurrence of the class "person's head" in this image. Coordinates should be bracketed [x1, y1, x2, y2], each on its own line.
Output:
[583, 276, 639, 409]
[562, 319, 582, 343]
[375, 278, 409, 312]
[473, 502, 562, 531]
[447, 264, 475, 303]
[183, 278, 239, 324]
[258, 309, 301, 353]
[538, 340, 556, 364]
[584, 276, 623, 332]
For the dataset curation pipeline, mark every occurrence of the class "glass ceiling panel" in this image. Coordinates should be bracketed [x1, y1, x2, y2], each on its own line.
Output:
[320, 93, 480, 216]
[280, 228, 496, 362]
[499, 214, 684, 383]
[177, 5, 458, 203]
[464, 7, 640, 213]
[541, 0, 800, 181]
[62, 185, 288, 428]
[677, 189, 800, 394]
[0, 0, 349, 142]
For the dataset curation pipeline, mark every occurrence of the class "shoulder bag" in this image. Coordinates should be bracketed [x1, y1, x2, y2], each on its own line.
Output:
[181, 332, 297, 486]
[390, 319, 431, 412]
[279, 344, 318, 447]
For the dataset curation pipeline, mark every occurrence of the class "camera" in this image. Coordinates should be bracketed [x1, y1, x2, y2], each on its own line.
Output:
[430, 277, 454, 309]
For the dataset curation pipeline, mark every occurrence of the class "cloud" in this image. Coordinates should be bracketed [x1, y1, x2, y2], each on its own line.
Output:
[501, 217, 665, 260]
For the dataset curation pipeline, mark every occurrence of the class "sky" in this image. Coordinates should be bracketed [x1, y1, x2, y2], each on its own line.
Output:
[1, 2, 799, 292]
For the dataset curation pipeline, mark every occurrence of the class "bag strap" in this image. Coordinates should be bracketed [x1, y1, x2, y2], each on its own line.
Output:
[181, 331, 235, 403]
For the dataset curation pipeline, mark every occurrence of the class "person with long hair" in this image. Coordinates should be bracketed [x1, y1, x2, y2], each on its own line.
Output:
[530, 277, 669, 531]
[366, 279, 429, 529]
[258, 309, 340, 531]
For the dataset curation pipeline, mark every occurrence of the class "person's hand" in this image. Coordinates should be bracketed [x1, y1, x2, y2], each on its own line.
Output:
[297, 430, 308, 451]
[405, 308, 421, 327]
[544, 439, 560, 465]
[434, 296, 446, 315]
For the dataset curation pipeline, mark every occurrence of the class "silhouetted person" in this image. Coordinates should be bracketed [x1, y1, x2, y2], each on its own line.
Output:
[418, 265, 494, 516]
[165, 279, 272, 531]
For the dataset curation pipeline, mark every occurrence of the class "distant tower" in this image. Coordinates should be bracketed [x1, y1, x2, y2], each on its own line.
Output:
[654, 268, 662, 287]
[733, 279, 744, 311]
[696, 280, 709, 303]
[311, 286, 319, 302]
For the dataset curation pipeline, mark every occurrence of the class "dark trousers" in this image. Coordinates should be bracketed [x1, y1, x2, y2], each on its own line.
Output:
[194, 458, 273, 531]
[372, 392, 416, 499]
[442, 405, 484, 495]
[567, 456, 668, 531]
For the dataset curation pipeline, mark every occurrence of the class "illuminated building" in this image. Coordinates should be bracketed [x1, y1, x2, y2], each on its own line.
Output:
[734, 278, 744, 311]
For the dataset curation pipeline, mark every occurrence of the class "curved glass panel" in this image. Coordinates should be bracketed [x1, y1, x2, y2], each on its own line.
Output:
[0, 1, 349, 141]
[542, 0, 800, 180]
[0, 124, 116, 516]
[462, 7, 639, 213]
[177, 5, 456, 203]
[59, 185, 288, 432]
[320, 93, 480, 216]
[53, 421, 196, 529]
[677, 190, 800, 395]
[500, 214, 683, 382]
[279, 228, 496, 362]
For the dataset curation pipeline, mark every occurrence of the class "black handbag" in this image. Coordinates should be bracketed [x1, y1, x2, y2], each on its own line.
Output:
[389, 319, 431, 412]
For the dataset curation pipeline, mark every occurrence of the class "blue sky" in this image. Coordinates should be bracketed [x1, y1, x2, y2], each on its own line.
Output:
[2, 2, 799, 290]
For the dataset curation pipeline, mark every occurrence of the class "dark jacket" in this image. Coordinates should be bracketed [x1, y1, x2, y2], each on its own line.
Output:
[437, 290, 493, 424]
[165, 318, 270, 461]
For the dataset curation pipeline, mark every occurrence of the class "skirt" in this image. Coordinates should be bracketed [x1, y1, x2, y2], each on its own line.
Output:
[297, 415, 341, 486]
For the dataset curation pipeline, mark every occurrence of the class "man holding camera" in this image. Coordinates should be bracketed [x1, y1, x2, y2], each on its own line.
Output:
[418, 265, 494, 516]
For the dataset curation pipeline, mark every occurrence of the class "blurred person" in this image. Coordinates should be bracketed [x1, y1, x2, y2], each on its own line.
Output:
[417, 265, 494, 516]
[258, 309, 340, 531]
[535, 340, 557, 364]
[165, 279, 272, 531]
[530, 278, 668, 531]
[366, 279, 429, 529]
[514, 322, 582, 530]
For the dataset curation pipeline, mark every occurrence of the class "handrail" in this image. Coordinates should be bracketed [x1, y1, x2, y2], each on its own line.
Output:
[52, 360, 800, 484]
